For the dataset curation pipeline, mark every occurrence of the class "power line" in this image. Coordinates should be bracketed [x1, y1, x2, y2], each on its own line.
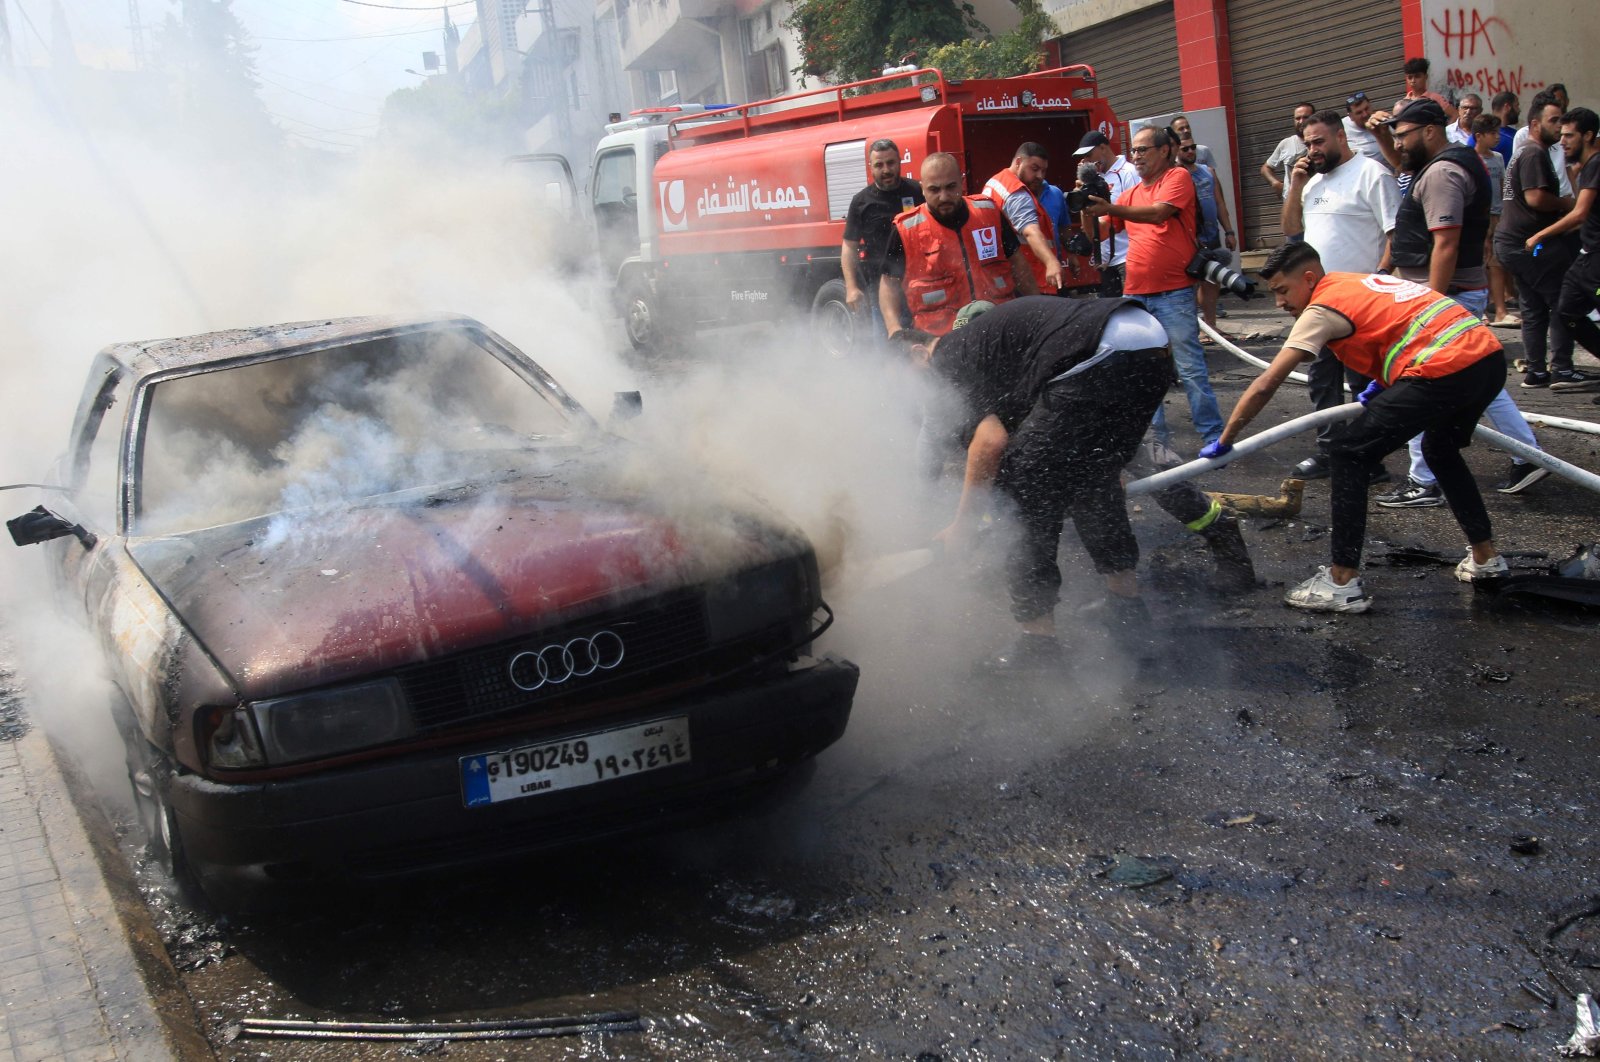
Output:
[255, 74, 382, 116]
[337, 0, 475, 9]
[255, 28, 440, 43]
[267, 109, 379, 135]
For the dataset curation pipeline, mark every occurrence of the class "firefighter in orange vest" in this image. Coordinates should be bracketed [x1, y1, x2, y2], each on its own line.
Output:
[1205, 240, 1511, 613]
[879, 152, 1037, 337]
[983, 142, 1066, 294]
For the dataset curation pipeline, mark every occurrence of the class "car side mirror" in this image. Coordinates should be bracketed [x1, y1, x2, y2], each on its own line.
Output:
[7, 506, 96, 550]
[611, 391, 642, 423]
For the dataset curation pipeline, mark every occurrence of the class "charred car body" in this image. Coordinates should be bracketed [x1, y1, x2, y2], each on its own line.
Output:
[10, 315, 857, 908]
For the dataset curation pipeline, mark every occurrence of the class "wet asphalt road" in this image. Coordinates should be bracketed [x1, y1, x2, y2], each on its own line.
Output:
[46, 303, 1600, 1058]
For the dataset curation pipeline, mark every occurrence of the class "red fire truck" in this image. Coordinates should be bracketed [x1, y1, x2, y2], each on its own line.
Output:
[511, 66, 1122, 353]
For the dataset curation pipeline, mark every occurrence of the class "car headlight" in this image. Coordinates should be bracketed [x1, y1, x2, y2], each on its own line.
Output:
[207, 679, 415, 768]
[705, 559, 806, 643]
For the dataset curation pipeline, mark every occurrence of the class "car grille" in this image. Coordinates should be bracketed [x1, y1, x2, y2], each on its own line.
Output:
[396, 591, 714, 733]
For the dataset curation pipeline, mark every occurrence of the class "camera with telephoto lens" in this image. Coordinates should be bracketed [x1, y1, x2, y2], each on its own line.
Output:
[1066, 170, 1111, 214]
[1186, 249, 1257, 299]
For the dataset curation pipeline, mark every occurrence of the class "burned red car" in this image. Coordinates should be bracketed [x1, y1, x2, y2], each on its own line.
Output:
[9, 314, 856, 908]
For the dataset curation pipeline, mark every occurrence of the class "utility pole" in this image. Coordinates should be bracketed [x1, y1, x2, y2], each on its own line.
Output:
[0, 0, 13, 76]
[442, 5, 458, 75]
[127, 0, 146, 68]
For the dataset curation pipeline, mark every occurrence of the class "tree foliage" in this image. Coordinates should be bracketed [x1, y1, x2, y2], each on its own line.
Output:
[922, 0, 1059, 80]
[785, 0, 982, 86]
[379, 77, 523, 157]
[155, 0, 278, 151]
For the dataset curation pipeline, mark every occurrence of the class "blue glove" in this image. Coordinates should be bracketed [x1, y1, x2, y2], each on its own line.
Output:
[1199, 439, 1232, 460]
[1357, 380, 1384, 405]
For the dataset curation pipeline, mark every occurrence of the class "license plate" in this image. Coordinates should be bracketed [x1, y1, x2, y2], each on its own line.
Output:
[460, 717, 691, 807]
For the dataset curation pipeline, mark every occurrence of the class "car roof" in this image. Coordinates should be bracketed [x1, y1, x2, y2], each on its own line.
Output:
[100, 313, 479, 379]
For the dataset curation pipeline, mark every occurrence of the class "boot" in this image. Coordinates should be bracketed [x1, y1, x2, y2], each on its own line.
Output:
[1200, 510, 1256, 593]
[980, 633, 1066, 675]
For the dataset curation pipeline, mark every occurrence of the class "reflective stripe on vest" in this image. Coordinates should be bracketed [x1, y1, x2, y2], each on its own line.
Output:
[1317, 272, 1501, 384]
[894, 199, 1017, 334]
[984, 170, 1055, 294]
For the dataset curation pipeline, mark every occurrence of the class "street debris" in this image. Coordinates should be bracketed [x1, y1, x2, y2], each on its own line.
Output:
[224, 1011, 645, 1043]
[1522, 980, 1558, 1009]
[1203, 809, 1277, 829]
[1509, 834, 1542, 856]
[1558, 994, 1600, 1057]
[1205, 478, 1305, 518]
[1106, 855, 1174, 888]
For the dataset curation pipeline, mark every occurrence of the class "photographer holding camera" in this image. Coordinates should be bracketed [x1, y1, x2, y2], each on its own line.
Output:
[1083, 125, 1225, 446]
[1072, 131, 1138, 296]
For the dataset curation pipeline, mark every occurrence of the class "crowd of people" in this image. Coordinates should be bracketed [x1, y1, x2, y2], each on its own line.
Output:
[835, 57, 1599, 668]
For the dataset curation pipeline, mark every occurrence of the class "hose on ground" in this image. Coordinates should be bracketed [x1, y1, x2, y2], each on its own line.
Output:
[1199, 315, 1600, 438]
[1126, 404, 1600, 496]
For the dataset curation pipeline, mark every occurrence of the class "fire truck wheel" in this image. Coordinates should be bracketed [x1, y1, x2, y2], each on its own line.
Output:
[810, 279, 859, 359]
[622, 278, 670, 351]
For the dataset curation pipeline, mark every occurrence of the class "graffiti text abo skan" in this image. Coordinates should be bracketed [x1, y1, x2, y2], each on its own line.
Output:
[1429, 6, 1544, 100]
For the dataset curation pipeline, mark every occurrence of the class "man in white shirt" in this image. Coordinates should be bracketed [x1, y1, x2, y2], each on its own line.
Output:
[1342, 91, 1401, 171]
[1073, 129, 1139, 296]
[1447, 94, 1482, 146]
[1262, 103, 1315, 199]
[1282, 108, 1401, 479]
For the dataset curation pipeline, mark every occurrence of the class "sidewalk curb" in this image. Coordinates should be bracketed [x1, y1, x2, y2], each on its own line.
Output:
[15, 730, 213, 1061]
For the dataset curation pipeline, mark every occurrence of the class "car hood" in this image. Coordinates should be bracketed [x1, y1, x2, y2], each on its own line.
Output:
[127, 450, 806, 699]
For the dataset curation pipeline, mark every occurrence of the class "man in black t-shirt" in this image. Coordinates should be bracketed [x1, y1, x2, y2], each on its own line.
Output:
[841, 139, 923, 332]
[1494, 93, 1590, 387]
[1531, 108, 1600, 365]
[899, 296, 1253, 672]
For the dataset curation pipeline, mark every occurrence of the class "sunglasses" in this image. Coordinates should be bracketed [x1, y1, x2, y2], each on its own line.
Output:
[1346, 91, 1368, 107]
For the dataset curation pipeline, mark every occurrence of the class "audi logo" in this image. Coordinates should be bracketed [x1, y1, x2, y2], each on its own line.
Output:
[507, 631, 626, 691]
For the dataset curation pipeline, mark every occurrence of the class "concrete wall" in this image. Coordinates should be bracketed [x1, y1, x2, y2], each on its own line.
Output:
[1043, 0, 1167, 36]
[1418, 0, 1597, 109]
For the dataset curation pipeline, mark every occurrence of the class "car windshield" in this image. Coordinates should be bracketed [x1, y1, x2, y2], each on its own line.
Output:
[132, 328, 577, 535]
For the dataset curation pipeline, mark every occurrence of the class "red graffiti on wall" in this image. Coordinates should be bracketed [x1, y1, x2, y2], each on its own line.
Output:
[1429, 6, 1511, 60]
[1445, 66, 1543, 97]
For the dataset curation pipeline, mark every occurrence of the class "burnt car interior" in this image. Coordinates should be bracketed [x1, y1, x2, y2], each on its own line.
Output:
[133, 330, 579, 536]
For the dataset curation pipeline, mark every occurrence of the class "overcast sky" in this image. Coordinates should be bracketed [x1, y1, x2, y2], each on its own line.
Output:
[16, 0, 474, 151]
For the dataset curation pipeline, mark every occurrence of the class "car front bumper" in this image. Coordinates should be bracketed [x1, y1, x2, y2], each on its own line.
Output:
[169, 655, 857, 903]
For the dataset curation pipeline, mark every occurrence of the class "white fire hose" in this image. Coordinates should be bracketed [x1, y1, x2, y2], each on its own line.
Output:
[1125, 397, 1600, 499]
[1198, 316, 1600, 438]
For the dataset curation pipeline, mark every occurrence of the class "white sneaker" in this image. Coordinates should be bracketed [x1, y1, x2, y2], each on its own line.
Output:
[1285, 566, 1372, 613]
[1455, 553, 1510, 582]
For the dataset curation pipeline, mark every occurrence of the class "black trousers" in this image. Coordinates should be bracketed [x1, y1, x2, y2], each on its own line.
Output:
[1307, 348, 1373, 453]
[996, 346, 1174, 622]
[1557, 249, 1600, 355]
[1326, 354, 1505, 568]
[1500, 240, 1594, 373]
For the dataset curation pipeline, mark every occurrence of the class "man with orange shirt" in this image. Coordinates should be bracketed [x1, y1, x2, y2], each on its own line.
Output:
[1083, 125, 1223, 445]
[1204, 242, 1509, 613]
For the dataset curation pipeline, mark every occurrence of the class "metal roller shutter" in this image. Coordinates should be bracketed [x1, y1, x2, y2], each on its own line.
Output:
[1054, 3, 1181, 134]
[1226, 0, 1404, 249]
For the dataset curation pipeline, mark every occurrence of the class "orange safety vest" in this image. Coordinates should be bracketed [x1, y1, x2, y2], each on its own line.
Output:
[1313, 272, 1502, 385]
[983, 169, 1057, 295]
[894, 198, 1017, 335]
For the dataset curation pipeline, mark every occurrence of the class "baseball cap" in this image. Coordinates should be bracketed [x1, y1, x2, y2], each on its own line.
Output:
[1073, 130, 1110, 156]
[952, 301, 996, 330]
[1382, 97, 1448, 129]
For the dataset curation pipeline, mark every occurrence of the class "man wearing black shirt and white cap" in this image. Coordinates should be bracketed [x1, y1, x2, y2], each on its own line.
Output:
[1073, 129, 1138, 296]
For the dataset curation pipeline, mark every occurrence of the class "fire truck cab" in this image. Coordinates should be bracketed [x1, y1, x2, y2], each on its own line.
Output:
[512, 67, 1121, 354]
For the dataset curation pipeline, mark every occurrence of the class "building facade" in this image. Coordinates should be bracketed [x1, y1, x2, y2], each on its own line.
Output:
[1043, 0, 1596, 251]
